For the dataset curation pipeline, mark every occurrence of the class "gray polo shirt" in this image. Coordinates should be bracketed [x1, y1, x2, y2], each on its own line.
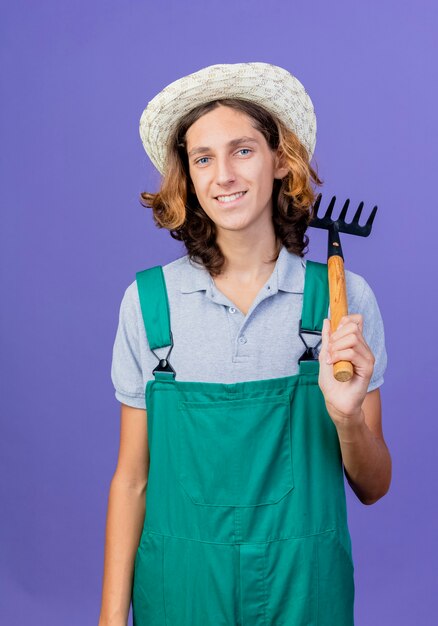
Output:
[111, 244, 387, 409]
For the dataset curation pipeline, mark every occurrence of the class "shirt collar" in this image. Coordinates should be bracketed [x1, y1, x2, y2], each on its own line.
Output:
[180, 243, 305, 294]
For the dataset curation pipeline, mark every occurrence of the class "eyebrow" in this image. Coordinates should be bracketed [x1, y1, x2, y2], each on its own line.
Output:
[187, 136, 259, 158]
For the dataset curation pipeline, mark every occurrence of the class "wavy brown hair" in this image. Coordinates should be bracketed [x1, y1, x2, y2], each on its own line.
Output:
[140, 98, 323, 276]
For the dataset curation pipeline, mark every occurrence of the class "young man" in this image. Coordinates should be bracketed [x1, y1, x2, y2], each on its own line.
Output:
[99, 62, 391, 626]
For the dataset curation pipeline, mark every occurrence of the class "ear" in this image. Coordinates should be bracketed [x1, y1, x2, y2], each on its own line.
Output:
[273, 150, 288, 180]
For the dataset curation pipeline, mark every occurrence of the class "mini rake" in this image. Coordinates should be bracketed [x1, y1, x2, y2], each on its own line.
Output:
[309, 194, 378, 382]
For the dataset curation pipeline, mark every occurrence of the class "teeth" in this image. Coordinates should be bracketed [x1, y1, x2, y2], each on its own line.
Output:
[216, 191, 246, 203]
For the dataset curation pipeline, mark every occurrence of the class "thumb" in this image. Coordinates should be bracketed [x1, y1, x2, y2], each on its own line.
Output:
[319, 318, 331, 362]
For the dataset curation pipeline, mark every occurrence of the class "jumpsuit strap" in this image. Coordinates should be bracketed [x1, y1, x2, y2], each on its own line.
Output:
[136, 265, 176, 379]
[301, 260, 329, 332]
[298, 260, 329, 374]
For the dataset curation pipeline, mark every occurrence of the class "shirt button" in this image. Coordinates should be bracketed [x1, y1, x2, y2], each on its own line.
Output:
[238, 336, 247, 344]
[229, 307, 236, 314]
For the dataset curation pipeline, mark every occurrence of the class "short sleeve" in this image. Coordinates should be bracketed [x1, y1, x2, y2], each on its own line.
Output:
[357, 278, 388, 392]
[110, 284, 147, 409]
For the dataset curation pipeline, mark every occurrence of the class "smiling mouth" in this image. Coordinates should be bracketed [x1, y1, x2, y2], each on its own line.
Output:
[215, 191, 248, 204]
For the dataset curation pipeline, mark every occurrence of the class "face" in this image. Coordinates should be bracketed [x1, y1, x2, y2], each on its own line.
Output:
[185, 105, 287, 239]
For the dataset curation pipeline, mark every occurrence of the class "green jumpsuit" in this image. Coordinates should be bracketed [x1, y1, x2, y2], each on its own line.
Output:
[131, 259, 355, 625]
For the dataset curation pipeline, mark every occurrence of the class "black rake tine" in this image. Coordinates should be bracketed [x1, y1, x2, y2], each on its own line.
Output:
[365, 205, 378, 229]
[310, 194, 378, 237]
[338, 198, 350, 222]
[351, 201, 365, 225]
[312, 193, 323, 218]
[324, 195, 337, 220]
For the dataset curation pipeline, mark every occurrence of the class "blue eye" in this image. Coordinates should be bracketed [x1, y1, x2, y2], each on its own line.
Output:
[194, 149, 252, 165]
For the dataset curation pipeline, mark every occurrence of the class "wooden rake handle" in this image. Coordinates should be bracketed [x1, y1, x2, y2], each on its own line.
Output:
[327, 256, 353, 382]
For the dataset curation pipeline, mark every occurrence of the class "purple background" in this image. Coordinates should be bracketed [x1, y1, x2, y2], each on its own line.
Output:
[1, 1, 437, 624]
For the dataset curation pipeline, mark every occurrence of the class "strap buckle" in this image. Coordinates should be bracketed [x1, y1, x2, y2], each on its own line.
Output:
[151, 330, 176, 375]
[298, 319, 322, 363]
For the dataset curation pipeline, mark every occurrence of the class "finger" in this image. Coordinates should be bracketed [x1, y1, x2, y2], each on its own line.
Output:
[329, 341, 370, 365]
[330, 319, 364, 343]
[329, 328, 366, 353]
[329, 341, 375, 376]
[327, 314, 374, 356]
[337, 313, 364, 334]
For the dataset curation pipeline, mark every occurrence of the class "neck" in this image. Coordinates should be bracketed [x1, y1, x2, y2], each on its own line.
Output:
[215, 229, 282, 283]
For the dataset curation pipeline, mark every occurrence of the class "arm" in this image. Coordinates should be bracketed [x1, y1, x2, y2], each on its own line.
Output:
[98, 404, 150, 626]
[335, 387, 392, 505]
[318, 314, 392, 506]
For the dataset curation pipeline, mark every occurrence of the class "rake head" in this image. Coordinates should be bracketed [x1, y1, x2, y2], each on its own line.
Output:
[310, 194, 378, 237]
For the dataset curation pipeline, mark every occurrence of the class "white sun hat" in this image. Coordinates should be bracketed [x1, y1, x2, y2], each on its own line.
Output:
[139, 61, 317, 175]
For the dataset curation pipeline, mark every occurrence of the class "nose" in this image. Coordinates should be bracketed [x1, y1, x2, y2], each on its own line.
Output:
[214, 154, 236, 188]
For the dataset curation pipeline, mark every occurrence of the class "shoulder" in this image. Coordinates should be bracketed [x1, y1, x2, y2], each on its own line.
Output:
[119, 278, 140, 321]
[303, 257, 372, 309]
[342, 266, 382, 317]
[344, 266, 369, 309]
[134, 252, 192, 285]
[122, 253, 192, 308]
[309, 259, 385, 331]
[162, 253, 193, 289]
[338, 266, 386, 346]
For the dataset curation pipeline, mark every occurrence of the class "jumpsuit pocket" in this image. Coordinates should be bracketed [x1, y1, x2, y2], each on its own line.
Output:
[177, 392, 294, 507]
